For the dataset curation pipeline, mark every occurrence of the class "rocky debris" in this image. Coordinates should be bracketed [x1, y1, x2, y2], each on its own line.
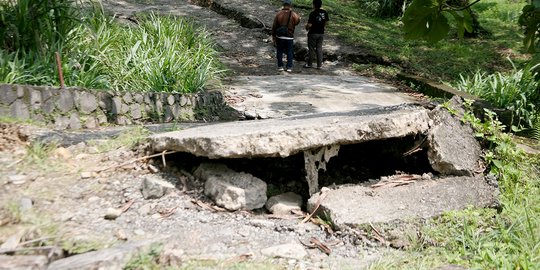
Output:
[47, 239, 164, 270]
[19, 197, 33, 211]
[260, 243, 308, 260]
[195, 163, 267, 211]
[140, 175, 176, 199]
[265, 192, 303, 215]
[104, 208, 123, 220]
[0, 255, 48, 270]
[158, 242, 184, 267]
[7, 175, 28, 185]
[307, 176, 499, 229]
[427, 97, 482, 176]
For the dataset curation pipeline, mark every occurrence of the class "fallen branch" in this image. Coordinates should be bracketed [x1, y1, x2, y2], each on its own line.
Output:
[120, 199, 135, 213]
[95, 150, 178, 173]
[310, 237, 332, 255]
[300, 191, 328, 224]
[369, 222, 386, 244]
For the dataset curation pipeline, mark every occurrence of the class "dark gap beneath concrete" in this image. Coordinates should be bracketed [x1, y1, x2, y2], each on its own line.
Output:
[158, 135, 434, 199]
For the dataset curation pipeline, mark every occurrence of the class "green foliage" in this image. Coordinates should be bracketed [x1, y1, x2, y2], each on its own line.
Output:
[377, 106, 540, 268]
[123, 244, 162, 270]
[90, 126, 150, 153]
[0, 3, 224, 93]
[22, 141, 59, 169]
[455, 62, 540, 128]
[518, 3, 540, 53]
[358, 0, 410, 18]
[0, 0, 79, 54]
[402, 0, 474, 43]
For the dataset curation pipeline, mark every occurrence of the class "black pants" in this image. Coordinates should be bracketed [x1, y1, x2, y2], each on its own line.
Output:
[307, 33, 324, 68]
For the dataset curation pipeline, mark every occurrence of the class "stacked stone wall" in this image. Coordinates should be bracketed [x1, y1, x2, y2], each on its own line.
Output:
[0, 84, 236, 129]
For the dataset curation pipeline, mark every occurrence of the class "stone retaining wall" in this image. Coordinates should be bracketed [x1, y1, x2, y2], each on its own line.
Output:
[0, 84, 238, 129]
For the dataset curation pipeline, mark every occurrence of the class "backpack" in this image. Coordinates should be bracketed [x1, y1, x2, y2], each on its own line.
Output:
[276, 11, 292, 37]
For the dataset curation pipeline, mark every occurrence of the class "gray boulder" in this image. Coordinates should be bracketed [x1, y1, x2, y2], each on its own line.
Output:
[141, 175, 176, 199]
[427, 96, 481, 176]
[195, 163, 267, 211]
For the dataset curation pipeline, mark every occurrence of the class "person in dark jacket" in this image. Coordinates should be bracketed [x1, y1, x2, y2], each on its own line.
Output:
[304, 0, 329, 69]
[272, 0, 300, 72]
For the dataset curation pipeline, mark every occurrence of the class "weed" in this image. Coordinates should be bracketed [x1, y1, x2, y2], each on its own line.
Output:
[21, 141, 59, 170]
[386, 104, 539, 268]
[124, 243, 162, 270]
[455, 60, 540, 129]
[91, 126, 150, 153]
[62, 236, 114, 255]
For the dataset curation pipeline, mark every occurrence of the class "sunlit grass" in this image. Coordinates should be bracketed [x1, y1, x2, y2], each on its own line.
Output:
[302, 0, 527, 84]
[0, 2, 224, 93]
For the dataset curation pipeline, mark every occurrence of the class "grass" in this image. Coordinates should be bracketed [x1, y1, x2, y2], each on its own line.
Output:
[293, 0, 528, 84]
[0, 2, 224, 93]
[369, 106, 540, 269]
[90, 126, 150, 153]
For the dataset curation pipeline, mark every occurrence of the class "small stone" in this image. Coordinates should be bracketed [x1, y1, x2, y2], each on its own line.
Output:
[8, 175, 27, 185]
[134, 229, 145, 236]
[158, 243, 184, 267]
[244, 110, 257, 119]
[265, 192, 303, 215]
[104, 208, 123, 220]
[141, 175, 176, 199]
[148, 164, 159, 173]
[261, 243, 307, 260]
[87, 196, 100, 203]
[80, 172, 94, 179]
[19, 197, 33, 211]
[114, 229, 128, 241]
[53, 147, 72, 159]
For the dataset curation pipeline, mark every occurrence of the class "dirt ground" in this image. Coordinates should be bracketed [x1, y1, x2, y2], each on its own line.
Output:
[0, 0, 416, 269]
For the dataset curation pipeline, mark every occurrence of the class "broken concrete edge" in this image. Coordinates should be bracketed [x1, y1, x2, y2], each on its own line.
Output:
[149, 106, 432, 159]
[306, 176, 500, 231]
[396, 73, 517, 128]
[46, 237, 167, 270]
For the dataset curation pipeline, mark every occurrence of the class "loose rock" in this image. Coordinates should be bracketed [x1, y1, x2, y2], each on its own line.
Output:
[265, 192, 303, 215]
[140, 175, 176, 199]
[260, 243, 308, 260]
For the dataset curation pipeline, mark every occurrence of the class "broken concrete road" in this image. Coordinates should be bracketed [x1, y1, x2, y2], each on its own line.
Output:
[307, 176, 499, 228]
[222, 75, 420, 118]
[150, 105, 431, 194]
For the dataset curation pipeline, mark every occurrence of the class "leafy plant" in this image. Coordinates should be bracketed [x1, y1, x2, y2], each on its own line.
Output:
[0, 0, 80, 55]
[0, 4, 225, 93]
[124, 244, 162, 270]
[358, 0, 410, 18]
[402, 0, 476, 43]
[455, 61, 540, 129]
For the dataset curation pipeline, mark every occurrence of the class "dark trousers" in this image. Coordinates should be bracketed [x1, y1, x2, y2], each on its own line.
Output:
[276, 38, 294, 69]
[307, 33, 324, 68]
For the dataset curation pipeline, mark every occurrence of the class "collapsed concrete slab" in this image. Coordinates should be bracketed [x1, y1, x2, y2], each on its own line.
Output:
[150, 105, 432, 194]
[427, 97, 482, 176]
[306, 176, 499, 228]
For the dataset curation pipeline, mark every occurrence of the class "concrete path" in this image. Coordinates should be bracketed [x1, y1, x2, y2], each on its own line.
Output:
[222, 75, 420, 118]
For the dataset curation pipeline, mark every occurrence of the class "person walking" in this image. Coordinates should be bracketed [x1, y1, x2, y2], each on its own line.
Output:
[272, 0, 300, 72]
[304, 0, 329, 69]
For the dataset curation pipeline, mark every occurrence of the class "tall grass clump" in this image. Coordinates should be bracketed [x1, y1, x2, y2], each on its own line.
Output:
[0, 0, 79, 54]
[0, 1, 224, 93]
[455, 62, 540, 129]
[104, 13, 224, 93]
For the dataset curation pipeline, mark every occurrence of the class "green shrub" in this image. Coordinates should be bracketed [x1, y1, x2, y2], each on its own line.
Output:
[455, 61, 540, 128]
[0, 3, 224, 93]
[358, 0, 409, 18]
[0, 0, 79, 54]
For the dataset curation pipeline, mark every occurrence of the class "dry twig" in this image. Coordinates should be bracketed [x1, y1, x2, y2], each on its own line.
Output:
[301, 191, 328, 224]
[95, 150, 178, 173]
